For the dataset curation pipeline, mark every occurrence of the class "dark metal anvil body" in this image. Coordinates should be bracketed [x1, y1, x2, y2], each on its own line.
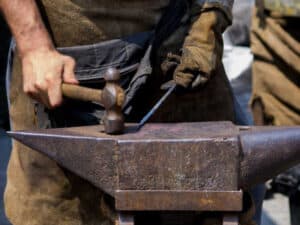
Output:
[9, 121, 300, 213]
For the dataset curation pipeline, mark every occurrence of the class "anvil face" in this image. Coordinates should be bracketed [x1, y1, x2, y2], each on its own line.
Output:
[9, 122, 241, 196]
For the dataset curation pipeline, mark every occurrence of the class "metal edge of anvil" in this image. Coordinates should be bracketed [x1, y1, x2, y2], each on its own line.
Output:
[14, 121, 238, 140]
[115, 190, 243, 211]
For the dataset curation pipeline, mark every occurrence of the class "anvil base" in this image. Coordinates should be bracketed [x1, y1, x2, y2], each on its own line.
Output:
[115, 190, 242, 225]
[116, 211, 240, 225]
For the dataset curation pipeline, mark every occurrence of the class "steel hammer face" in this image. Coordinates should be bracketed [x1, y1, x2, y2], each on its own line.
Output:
[102, 68, 125, 134]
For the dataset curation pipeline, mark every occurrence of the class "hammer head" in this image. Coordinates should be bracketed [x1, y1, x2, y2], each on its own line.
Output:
[102, 68, 125, 134]
[61, 68, 125, 134]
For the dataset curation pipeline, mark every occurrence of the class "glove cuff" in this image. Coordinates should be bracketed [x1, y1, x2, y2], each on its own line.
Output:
[192, 1, 233, 23]
[182, 9, 227, 76]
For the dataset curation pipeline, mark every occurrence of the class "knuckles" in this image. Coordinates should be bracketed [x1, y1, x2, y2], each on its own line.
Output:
[21, 50, 74, 108]
[44, 74, 61, 86]
[64, 56, 76, 67]
[34, 80, 47, 91]
[23, 85, 37, 95]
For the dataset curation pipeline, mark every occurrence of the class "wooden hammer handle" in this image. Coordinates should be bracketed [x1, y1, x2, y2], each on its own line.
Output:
[62, 83, 102, 104]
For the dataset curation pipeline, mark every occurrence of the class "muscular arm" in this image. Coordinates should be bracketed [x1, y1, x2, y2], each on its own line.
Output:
[0, 0, 53, 56]
[0, 0, 78, 108]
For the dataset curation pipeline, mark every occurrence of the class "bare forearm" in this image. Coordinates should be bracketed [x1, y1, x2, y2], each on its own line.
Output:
[0, 0, 77, 108]
[0, 0, 53, 56]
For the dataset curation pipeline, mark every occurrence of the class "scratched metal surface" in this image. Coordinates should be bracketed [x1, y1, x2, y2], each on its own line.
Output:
[13, 121, 239, 140]
[8, 122, 240, 196]
[8, 122, 300, 198]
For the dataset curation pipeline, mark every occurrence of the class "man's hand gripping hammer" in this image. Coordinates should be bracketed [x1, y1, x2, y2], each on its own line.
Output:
[61, 68, 125, 134]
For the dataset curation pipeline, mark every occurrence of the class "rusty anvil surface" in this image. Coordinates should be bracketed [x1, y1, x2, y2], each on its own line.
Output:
[9, 121, 300, 212]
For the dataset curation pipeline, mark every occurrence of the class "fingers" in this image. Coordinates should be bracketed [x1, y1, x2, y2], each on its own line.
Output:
[161, 53, 181, 78]
[24, 71, 63, 109]
[173, 50, 210, 89]
[47, 66, 63, 108]
[24, 87, 52, 109]
[63, 56, 78, 84]
[21, 51, 77, 109]
[174, 71, 194, 88]
[174, 69, 209, 89]
[23, 60, 51, 108]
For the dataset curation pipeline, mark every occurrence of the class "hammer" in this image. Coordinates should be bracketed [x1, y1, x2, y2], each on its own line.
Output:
[61, 68, 125, 134]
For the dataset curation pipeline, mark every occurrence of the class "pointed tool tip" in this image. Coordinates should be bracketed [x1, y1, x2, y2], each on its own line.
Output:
[6, 130, 35, 143]
[6, 130, 20, 138]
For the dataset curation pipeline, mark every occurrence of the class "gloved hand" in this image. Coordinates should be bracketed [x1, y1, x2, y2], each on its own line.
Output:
[173, 9, 230, 88]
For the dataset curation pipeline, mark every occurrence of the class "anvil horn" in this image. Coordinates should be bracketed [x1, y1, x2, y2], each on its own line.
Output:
[8, 129, 118, 196]
[239, 126, 300, 188]
[7, 122, 300, 195]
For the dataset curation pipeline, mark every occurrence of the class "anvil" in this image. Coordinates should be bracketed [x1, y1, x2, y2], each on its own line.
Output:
[8, 122, 300, 224]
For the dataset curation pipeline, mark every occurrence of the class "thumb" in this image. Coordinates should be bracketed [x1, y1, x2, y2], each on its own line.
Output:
[63, 56, 78, 84]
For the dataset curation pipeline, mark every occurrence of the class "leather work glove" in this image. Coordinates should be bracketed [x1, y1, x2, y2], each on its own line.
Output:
[173, 10, 230, 89]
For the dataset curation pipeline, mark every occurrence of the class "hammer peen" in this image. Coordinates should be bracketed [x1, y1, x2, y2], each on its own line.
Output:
[61, 68, 125, 134]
